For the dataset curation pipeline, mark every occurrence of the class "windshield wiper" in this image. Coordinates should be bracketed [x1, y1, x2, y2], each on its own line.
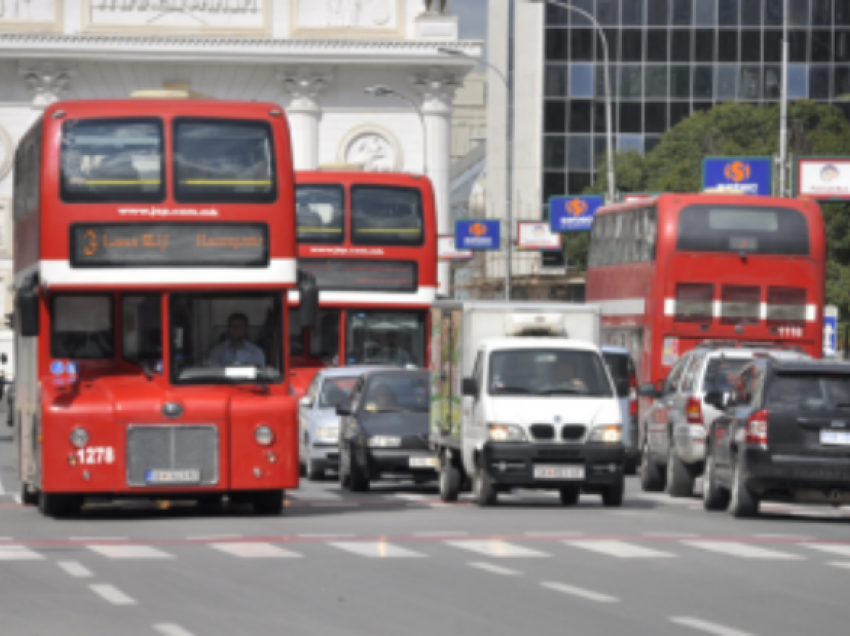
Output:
[537, 388, 583, 396]
[493, 386, 532, 394]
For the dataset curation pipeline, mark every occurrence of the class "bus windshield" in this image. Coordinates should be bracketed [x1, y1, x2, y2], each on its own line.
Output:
[677, 205, 810, 255]
[170, 293, 283, 384]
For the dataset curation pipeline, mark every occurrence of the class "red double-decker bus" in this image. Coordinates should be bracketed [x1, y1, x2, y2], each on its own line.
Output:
[288, 170, 438, 396]
[13, 99, 316, 517]
[586, 192, 825, 401]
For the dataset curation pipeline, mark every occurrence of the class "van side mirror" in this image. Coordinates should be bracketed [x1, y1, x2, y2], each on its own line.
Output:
[704, 391, 728, 410]
[637, 383, 658, 398]
[462, 377, 479, 398]
[17, 288, 39, 338]
[298, 270, 319, 331]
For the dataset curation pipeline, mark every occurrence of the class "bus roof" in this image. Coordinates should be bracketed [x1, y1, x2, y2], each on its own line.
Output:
[44, 99, 284, 119]
[598, 193, 820, 215]
[296, 171, 430, 187]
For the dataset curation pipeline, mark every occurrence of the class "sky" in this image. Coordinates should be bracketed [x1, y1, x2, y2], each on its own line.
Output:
[453, 0, 488, 41]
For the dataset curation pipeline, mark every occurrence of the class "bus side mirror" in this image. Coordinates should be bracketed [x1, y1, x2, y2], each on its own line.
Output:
[298, 270, 319, 331]
[17, 289, 39, 338]
[462, 377, 479, 398]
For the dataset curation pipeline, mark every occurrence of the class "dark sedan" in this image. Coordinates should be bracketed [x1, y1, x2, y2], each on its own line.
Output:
[337, 370, 434, 492]
[704, 358, 850, 518]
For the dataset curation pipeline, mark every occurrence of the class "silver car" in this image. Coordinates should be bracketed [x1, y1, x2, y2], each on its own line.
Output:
[298, 367, 386, 481]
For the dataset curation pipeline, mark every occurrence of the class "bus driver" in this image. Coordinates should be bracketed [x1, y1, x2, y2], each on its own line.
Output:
[208, 313, 266, 368]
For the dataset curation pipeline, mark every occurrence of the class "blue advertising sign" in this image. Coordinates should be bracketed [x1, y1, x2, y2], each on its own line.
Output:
[549, 196, 604, 232]
[702, 157, 773, 195]
[456, 219, 501, 250]
[824, 313, 838, 357]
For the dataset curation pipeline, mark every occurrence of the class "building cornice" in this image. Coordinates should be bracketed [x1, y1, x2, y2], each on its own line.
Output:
[0, 33, 483, 66]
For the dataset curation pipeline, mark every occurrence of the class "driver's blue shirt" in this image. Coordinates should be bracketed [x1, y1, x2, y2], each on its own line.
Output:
[208, 340, 265, 367]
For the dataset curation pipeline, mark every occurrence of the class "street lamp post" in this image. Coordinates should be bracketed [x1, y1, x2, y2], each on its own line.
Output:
[525, 0, 616, 205]
[779, 0, 789, 197]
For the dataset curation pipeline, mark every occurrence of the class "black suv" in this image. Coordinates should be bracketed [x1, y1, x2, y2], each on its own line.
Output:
[703, 358, 850, 518]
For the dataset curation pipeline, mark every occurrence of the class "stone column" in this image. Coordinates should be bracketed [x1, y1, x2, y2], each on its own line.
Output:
[19, 62, 75, 109]
[411, 67, 460, 297]
[278, 67, 332, 171]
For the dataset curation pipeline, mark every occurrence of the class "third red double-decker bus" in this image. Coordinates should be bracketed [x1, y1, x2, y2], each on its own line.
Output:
[289, 170, 438, 395]
[586, 192, 825, 402]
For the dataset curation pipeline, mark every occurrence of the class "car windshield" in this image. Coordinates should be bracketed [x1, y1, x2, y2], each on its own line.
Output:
[362, 374, 430, 414]
[319, 377, 358, 408]
[703, 358, 751, 392]
[488, 349, 614, 397]
[170, 293, 282, 384]
[345, 311, 425, 368]
[767, 374, 850, 409]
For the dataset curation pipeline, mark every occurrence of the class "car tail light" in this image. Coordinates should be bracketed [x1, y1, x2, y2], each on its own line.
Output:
[686, 397, 703, 424]
[629, 371, 638, 417]
[746, 410, 769, 447]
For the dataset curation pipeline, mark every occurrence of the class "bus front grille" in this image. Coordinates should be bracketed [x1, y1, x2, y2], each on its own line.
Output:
[126, 425, 219, 487]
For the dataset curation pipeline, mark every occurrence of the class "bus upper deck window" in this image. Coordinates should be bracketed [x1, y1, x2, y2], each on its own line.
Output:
[351, 186, 424, 246]
[296, 185, 344, 244]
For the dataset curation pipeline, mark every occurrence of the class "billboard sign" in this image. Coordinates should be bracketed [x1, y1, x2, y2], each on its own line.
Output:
[438, 235, 473, 261]
[549, 195, 604, 232]
[702, 157, 772, 195]
[797, 159, 850, 200]
[824, 305, 838, 357]
[456, 219, 501, 250]
[517, 222, 562, 251]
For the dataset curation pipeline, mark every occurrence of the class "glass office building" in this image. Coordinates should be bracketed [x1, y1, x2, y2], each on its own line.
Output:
[542, 0, 850, 201]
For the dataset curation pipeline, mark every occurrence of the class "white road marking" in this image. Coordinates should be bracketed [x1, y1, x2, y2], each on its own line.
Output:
[642, 532, 701, 538]
[186, 534, 242, 541]
[89, 545, 173, 559]
[392, 493, 431, 501]
[153, 624, 195, 636]
[329, 542, 426, 558]
[564, 540, 676, 559]
[682, 541, 804, 560]
[803, 544, 850, 558]
[0, 474, 5, 495]
[310, 503, 358, 508]
[540, 582, 619, 603]
[633, 493, 697, 506]
[58, 561, 93, 578]
[753, 533, 813, 541]
[0, 546, 44, 561]
[469, 562, 521, 576]
[298, 533, 356, 539]
[670, 616, 753, 636]
[524, 531, 583, 537]
[446, 540, 550, 558]
[412, 531, 469, 537]
[828, 562, 850, 569]
[209, 543, 301, 558]
[427, 503, 455, 509]
[70, 537, 129, 541]
[90, 584, 136, 606]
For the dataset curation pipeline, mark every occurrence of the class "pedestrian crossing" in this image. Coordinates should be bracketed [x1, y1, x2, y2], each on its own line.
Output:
[2, 537, 850, 565]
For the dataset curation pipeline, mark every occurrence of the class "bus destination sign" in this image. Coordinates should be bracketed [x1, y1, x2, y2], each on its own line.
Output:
[71, 223, 269, 268]
[299, 259, 417, 293]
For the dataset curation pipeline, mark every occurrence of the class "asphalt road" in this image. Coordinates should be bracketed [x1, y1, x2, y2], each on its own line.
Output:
[2, 424, 849, 636]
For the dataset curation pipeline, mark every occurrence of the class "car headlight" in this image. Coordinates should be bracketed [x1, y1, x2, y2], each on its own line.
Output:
[487, 424, 527, 443]
[368, 436, 401, 448]
[255, 425, 274, 446]
[588, 425, 622, 443]
[315, 426, 339, 441]
[70, 428, 89, 449]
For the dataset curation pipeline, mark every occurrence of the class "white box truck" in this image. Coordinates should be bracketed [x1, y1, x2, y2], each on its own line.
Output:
[429, 301, 625, 507]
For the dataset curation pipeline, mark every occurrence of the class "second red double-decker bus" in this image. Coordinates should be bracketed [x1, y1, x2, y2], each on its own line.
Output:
[586, 192, 825, 401]
[13, 99, 316, 517]
[289, 170, 438, 396]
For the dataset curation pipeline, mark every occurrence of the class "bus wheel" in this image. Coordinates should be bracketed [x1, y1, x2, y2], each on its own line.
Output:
[439, 455, 460, 502]
[38, 493, 81, 519]
[253, 489, 284, 515]
[20, 482, 39, 506]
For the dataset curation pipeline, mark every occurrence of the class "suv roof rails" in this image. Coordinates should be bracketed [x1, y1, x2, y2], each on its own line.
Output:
[695, 340, 806, 353]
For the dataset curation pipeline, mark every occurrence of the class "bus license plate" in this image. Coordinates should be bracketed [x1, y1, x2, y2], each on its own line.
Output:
[145, 469, 201, 485]
[410, 457, 437, 468]
[820, 431, 850, 446]
[534, 465, 585, 480]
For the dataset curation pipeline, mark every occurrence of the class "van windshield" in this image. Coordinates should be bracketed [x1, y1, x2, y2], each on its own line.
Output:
[488, 349, 613, 397]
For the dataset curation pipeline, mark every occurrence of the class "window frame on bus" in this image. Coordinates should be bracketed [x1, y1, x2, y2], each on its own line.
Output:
[50, 293, 116, 360]
[350, 185, 425, 247]
[588, 205, 658, 268]
[296, 183, 346, 245]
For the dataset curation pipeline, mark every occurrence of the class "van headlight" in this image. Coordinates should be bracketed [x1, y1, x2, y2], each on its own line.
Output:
[487, 424, 527, 443]
[588, 425, 622, 443]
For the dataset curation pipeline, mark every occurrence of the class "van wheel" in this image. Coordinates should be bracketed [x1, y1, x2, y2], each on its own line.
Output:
[601, 477, 625, 507]
[702, 451, 730, 511]
[20, 482, 38, 506]
[640, 439, 665, 492]
[473, 465, 497, 507]
[559, 486, 580, 506]
[38, 493, 81, 519]
[439, 456, 461, 502]
[729, 455, 759, 519]
[253, 490, 284, 515]
[349, 457, 370, 493]
[666, 444, 694, 497]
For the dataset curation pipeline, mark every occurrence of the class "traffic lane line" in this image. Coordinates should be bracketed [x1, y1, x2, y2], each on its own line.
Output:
[670, 616, 753, 636]
[540, 582, 619, 603]
[90, 584, 137, 606]
[58, 561, 94, 578]
[468, 562, 522, 576]
[153, 624, 194, 636]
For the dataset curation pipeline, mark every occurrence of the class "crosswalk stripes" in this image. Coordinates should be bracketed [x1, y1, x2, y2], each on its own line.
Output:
[445, 540, 550, 558]
[88, 545, 174, 559]
[802, 544, 850, 558]
[329, 542, 426, 558]
[681, 541, 804, 560]
[0, 545, 44, 561]
[209, 542, 302, 558]
[563, 540, 677, 559]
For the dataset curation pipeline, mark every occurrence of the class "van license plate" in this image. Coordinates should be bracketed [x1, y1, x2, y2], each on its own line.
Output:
[534, 465, 585, 480]
[145, 469, 201, 485]
[820, 431, 850, 446]
[410, 457, 437, 468]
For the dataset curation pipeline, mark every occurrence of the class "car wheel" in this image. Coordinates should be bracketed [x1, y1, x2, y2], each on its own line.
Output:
[38, 493, 81, 519]
[252, 489, 284, 515]
[473, 464, 497, 507]
[339, 446, 352, 489]
[729, 455, 759, 519]
[306, 456, 325, 482]
[559, 486, 580, 506]
[20, 481, 38, 507]
[439, 456, 461, 503]
[601, 477, 625, 507]
[666, 441, 694, 498]
[640, 438, 666, 492]
[349, 454, 370, 493]
[702, 450, 730, 512]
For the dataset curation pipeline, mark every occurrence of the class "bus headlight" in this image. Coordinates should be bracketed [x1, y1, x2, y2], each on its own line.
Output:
[589, 425, 622, 443]
[487, 424, 527, 443]
[70, 428, 89, 449]
[255, 425, 274, 446]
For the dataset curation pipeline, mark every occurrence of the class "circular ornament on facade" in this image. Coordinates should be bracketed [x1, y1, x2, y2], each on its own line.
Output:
[367, 0, 392, 25]
[0, 124, 13, 184]
[337, 124, 404, 173]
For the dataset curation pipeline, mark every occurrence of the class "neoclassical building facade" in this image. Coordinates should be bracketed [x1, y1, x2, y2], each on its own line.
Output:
[0, 0, 481, 371]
